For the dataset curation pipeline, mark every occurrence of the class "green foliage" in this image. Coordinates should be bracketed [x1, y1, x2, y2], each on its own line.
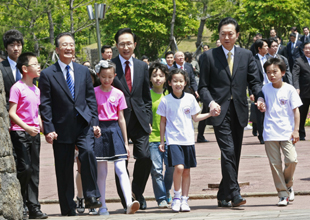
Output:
[101, 0, 199, 60]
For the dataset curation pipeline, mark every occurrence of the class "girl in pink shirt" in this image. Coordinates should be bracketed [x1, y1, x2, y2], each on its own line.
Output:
[93, 60, 139, 215]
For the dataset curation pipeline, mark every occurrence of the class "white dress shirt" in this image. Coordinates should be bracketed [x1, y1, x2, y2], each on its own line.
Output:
[58, 59, 74, 83]
[7, 57, 19, 81]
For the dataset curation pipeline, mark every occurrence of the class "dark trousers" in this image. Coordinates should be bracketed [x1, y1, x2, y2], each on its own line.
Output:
[255, 107, 264, 141]
[52, 115, 100, 215]
[213, 101, 243, 201]
[115, 111, 152, 208]
[197, 103, 208, 139]
[10, 131, 41, 213]
[299, 98, 310, 139]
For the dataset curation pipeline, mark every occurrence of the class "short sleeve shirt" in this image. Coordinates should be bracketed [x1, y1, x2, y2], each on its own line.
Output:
[94, 86, 127, 121]
[9, 80, 40, 131]
[157, 93, 201, 145]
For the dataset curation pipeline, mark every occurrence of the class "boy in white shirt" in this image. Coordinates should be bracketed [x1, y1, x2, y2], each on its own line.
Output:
[257, 57, 302, 206]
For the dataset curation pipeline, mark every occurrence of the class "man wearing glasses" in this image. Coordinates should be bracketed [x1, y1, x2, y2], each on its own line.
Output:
[112, 28, 152, 211]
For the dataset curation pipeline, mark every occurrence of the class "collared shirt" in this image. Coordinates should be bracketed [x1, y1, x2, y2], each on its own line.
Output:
[119, 54, 134, 85]
[306, 56, 310, 66]
[167, 64, 173, 69]
[257, 53, 270, 85]
[7, 57, 18, 81]
[58, 59, 74, 83]
[305, 35, 309, 43]
[176, 63, 184, 70]
[222, 45, 235, 62]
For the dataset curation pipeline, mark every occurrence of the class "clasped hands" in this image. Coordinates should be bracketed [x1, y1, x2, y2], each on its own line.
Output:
[45, 126, 101, 144]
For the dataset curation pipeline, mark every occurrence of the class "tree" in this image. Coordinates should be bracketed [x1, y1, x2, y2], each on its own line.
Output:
[101, 0, 199, 60]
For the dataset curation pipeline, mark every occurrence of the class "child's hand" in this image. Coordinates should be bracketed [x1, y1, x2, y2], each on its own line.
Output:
[149, 123, 152, 134]
[25, 126, 39, 137]
[256, 97, 266, 112]
[93, 126, 101, 138]
[210, 102, 221, 117]
[125, 144, 131, 160]
[159, 143, 165, 152]
[291, 131, 299, 144]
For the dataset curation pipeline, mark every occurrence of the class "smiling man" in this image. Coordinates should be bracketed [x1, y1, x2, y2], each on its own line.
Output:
[39, 32, 102, 216]
[199, 17, 264, 208]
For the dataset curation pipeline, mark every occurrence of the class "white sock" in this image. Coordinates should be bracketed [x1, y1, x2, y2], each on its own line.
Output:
[181, 196, 188, 203]
[76, 172, 84, 199]
[115, 160, 132, 207]
[174, 189, 181, 199]
[97, 161, 108, 209]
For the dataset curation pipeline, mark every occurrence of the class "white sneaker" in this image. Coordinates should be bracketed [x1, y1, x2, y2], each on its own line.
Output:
[180, 197, 190, 212]
[277, 197, 289, 206]
[288, 187, 294, 201]
[171, 198, 181, 212]
[126, 201, 140, 214]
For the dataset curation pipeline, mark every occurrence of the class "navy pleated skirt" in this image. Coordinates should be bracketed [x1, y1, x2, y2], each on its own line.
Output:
[94, 120, 127, 161]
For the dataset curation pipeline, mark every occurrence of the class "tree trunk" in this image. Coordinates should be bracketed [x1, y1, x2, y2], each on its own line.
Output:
[195, 3, 208, 48]
[70, 0, 74, 33]
[47, 10, 54, 45]
[170, 0, 177, 52]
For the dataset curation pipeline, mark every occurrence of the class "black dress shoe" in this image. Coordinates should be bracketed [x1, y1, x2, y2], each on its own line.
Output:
[197, 138, 209, 143]
[252, 132, 257, 136]
[85, 197, 102, 209]
[300, 137, 306, 141]
[232, 195, 246, 207]
[217, 200, 232, 207]
[67, 209, 76, 216]
[259, 139, 265, 144]
[29, 210, 48, 219]
[138, 196, 147, 210]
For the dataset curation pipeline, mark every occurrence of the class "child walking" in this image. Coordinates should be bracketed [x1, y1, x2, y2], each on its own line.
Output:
[9, 52, 48, 219]
[93, 60, 140, 215]
[157, 68, 214, 212]
[258, 58, 301, 206]
[149, 62, 174, 208]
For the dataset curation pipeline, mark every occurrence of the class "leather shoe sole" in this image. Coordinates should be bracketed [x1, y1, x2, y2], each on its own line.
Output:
[217, 200, 232, 207]
[197, 139, 209, 143]
[29, 211, 48, 219]
[232, 196, 246, 207]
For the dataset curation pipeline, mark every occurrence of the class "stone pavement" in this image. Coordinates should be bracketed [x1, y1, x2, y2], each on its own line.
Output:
[38, 127, 310, 219]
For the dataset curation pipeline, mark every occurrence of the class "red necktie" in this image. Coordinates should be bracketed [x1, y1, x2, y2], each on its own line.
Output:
[125, 61, 132, 92]
[181, 66, 183, 70]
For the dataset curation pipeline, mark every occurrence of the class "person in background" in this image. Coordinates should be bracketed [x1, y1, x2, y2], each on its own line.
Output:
[165, 51, 174, 69]
[101, 45, 113, 60]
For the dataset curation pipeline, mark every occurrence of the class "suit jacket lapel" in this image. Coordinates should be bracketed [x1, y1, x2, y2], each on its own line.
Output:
[73, 62, 80, 99]
[232, 47, 241, 80]
[53, 62, 74, 101]
[255, 54, 264, 77]
[214, 47, 232, 79]
[131, 58, 139, 94]
[302, 55, 310, 70]
[3, 60, 15, 84]
[115, 56, 130, 94]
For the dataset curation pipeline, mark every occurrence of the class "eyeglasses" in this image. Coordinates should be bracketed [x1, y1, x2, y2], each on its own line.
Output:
[27, 63, 40, 67]
[118, 42, 134, 48]
[61, 42, 75, 48]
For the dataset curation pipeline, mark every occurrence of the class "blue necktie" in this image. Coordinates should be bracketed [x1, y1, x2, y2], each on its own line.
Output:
[66, 65, 74, 100]
[15, 66, 21, 82]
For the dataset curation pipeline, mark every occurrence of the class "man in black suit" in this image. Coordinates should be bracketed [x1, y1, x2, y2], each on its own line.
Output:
[292, 42, 310, 141]
[111, 28, 152, 210]
[267, 37, 292, 84]
[291, 27, 303, 42]
[287, 33, 303, 71]
[0, 30, 23, 111]
[300, 27, 310, 44]
[277, 37, 287, 58]
[249, 33, 262, 56]
[39, 32, 102, 216]
[199, 17, 264, 207]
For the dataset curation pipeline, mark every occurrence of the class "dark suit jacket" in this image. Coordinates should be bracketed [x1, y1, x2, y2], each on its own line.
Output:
[278, 45, 287, 58]
[300, 35, 310, 44]
[111, 56, 152, 133]
[39, 61, 98, 143]
[198, 46, 262, 127]
[171, 62, 198, 92]
[292, 55, 310, 99]
[249, 42, 257, 56]
[287, 40, 303, 70]
[1, 59, 15, 110]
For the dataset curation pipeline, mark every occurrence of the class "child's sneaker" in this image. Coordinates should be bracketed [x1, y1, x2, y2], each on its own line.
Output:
[180, 196, 190, 212]
[126, 201, 140, 214]
[76, 197, 85, 214]
[277, 197, 289, 206]
[158, 200, 169, 208]
[98, 207, 109, 215]
[288, 187, 294, 201]
[89, 208, 99, 215]
[171, 198, 181, 212]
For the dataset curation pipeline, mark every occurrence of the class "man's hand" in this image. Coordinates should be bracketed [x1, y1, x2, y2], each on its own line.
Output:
[45, 131, 58, 144]
[93, 126, 101, 138]
[125, 144, 131, 160]
[256, 97, 266, 112]
[195, 91, 200, 99]
[249, 94, 255, 102]
[210, 101, 221, 117]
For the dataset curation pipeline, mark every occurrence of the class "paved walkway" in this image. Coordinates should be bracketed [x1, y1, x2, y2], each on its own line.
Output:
[38, 127, 310, 219]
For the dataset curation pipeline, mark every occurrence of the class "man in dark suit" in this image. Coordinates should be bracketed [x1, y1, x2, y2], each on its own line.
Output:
[39, 32, 102, 216]
[287, 33, 303, 71]
[292, 42, 310, 141]
[291, 27, 303, 42]
[277, 37, 287, 58]
[249, 33, 262, 56]
[300, 27, 310, 44]
[111, 28, 152, 210]
[199, 17, 264, 207]
[101, 45, 113, 60]
[0, 30, 23, 111]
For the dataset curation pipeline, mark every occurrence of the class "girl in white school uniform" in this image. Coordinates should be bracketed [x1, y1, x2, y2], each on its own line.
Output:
[157, 68, 215, 212]
[93, 60, 139, 215]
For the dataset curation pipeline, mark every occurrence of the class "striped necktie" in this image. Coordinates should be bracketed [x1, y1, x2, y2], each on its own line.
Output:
[66, 65, 75, 100]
